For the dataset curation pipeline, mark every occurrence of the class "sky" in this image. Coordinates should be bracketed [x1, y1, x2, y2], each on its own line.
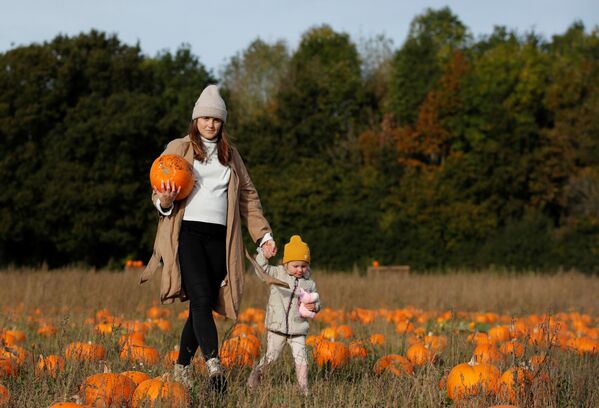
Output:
[1, 0, 598, 75]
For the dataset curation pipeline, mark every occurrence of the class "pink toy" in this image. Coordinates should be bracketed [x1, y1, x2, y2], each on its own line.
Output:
[297, 288, 319, 319]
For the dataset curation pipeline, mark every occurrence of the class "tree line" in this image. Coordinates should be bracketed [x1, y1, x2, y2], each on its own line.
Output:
[1, 8, 597, 272]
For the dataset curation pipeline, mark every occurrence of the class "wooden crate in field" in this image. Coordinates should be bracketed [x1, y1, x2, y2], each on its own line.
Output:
[367, 265, 410, 277]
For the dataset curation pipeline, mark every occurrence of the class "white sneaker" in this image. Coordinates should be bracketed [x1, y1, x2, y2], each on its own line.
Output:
[206, 357, 227, 393]
[173, 363, 193, 389]
[205, 357, 224, 377]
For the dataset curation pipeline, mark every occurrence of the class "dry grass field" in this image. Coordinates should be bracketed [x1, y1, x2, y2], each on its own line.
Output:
[0, 267, 598, 407]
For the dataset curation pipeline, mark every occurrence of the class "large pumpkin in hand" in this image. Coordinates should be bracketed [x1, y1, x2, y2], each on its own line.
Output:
[150, 154, 194, 201]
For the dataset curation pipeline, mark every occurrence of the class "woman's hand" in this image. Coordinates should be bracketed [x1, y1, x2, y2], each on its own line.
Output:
[261, 239, 277, 258]
[153, 180, 181, 209]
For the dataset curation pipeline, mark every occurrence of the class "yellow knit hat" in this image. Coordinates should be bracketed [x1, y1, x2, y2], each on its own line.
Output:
[283, 235, 310, 264]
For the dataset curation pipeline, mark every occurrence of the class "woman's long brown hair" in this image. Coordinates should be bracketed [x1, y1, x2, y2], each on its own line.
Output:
[188, 119, 232, 165]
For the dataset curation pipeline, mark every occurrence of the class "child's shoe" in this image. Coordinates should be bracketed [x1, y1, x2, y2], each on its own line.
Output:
[299, 384, 310, 397]
[247, 365, 263, 392]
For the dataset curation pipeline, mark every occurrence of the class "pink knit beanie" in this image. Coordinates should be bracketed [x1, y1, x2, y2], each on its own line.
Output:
[192, 84, 227, 122]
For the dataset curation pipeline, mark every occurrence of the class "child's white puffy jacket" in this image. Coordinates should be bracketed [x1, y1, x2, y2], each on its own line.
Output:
[254, 250, 320, 336]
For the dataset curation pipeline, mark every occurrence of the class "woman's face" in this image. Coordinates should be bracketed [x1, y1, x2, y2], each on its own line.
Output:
[196, 117, 223, 140]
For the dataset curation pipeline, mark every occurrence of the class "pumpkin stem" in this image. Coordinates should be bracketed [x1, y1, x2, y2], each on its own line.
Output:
[468, 355, 478, 366]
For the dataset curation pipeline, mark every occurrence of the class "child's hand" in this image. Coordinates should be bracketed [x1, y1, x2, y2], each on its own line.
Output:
[302, 303, 317, 312]
[261, 239, 277, 259]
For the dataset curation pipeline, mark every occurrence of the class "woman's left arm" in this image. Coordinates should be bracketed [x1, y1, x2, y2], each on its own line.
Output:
[233, 149, 274, 248]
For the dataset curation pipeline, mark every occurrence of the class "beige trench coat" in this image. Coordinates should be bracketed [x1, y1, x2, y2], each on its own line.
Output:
[140, 135, 271, 320]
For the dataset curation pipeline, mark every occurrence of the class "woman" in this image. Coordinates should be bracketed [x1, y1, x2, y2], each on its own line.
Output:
[140, 84, 277, 392]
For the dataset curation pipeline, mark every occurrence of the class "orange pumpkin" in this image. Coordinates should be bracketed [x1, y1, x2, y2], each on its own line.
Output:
[119, 344, 160, 366]
[386, 358, 414, 377]
[119, 332, 146, 348]
[0, 358, 17, 378]
[163, 350, 179, 367]
[406, 343, 436, 366]
[348, 341, 368, 359]
[37, 325, 58, 337]
[121, 320, 150, 334]
[36, 355, 65, 377]
[121, 370, 152, 387]
[498, 367, 533, 403]
[488, 325, 512, 343]
[320, 327, 338, 341]
[146, 306, 170, 319]
[220, 335, 260, 368]
[0, 383, 9, 406]
[230, 323, 257, 337]
[373, 354, 413, 376]
[238, 307, 265, 324]
[152, 319, 172, 332]
[132, 375, 191, 408]
[94, 323, 115, 335]
[0, 345, 29, 367]
[48, 403, 87, 408]
[1, 330, 26, 345]
[149, 154, 194, 201]
[306, 335, 324, 347]
[335, 325, 354, 339]
[499, 340, 525, 358]
[424, 334, 448, 352]
[94, 309, 113, 322]
[349, 308, 376, 324]
[65, 342, 106, 362]
[373, 354, 404, 375]
[467, 332, 491, 345]
[446, 358, 500, 400]
[313, 340, 349, 369]
[395, 320, 415, 334]
[567, 336, 599, 355]
[80, 372, 136, 407]
[472, 343, 505, 364]
[369, 333, 385, 346]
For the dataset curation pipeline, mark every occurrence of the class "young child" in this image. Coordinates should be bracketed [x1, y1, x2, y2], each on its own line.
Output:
[247, 235, 320, 395]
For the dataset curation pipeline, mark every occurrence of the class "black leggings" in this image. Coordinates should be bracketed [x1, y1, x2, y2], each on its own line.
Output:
[177, 220, 227, 365]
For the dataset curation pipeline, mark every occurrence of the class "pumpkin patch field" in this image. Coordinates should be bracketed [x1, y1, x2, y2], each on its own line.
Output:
[0, 268, 597, 407]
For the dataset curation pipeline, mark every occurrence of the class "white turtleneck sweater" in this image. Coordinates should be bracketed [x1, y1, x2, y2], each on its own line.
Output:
[155, 137, 273, 244]
[156, 137, 230, 225]
[183, 137, 230, 225]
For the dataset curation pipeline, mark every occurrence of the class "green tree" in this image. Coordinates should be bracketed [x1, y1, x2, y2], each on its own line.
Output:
[388, 7, 470, 125]
[275, 24, 364, 157]
[0, 31, 214, 266]
[220, 38, 289, 168]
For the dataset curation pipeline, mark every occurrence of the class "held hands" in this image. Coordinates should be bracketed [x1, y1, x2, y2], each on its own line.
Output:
[153, 180, 181, 209]
[261, 239, 277, 259]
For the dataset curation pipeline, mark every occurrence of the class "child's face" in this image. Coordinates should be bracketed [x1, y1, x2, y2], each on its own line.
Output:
[285, 261, 309, 278]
